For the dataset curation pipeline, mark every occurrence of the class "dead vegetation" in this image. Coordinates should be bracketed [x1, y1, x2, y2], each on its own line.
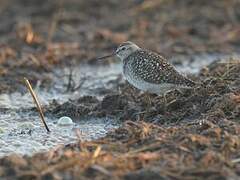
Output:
[0, 115, 240, 179]
[0, 0, 240, 179]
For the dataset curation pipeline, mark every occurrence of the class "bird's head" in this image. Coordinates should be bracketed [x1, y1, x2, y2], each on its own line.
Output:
[115, 41, 140, 60]
[96, 41, 140, 61]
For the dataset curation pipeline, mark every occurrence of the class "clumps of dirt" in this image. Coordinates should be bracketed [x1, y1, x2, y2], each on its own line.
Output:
[101, 95, 129, 113]
[0, 119, 239, 179]
[209, 93, 239, 116]
[47, 96, 99, 118]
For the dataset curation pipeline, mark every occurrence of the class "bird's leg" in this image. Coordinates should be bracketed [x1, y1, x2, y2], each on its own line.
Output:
[163, 92, 167, 113]
[147, 93, 152, 112]
[162, 90, 175, 113]
[142, 92, 151, 114]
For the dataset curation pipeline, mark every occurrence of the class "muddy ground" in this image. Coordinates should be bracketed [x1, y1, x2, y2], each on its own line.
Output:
[0, 0, 240, 179]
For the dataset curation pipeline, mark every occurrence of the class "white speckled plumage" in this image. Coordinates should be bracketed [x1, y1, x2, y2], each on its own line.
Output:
[115, 41, 196, 95]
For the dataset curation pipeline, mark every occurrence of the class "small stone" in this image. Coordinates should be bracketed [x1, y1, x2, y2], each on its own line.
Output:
[57, 116, 74, 126]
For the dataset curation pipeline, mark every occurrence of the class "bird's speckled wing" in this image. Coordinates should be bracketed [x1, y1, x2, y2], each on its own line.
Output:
[125, 50, 195, 87]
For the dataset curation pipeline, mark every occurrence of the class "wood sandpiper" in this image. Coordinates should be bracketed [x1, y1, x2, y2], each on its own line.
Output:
[97, 41, 196, 96]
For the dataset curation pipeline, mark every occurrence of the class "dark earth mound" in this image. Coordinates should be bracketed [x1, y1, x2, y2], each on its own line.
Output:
[0, 0, 240, 179]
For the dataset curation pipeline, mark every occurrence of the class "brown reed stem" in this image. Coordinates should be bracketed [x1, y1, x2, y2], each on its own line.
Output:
[24, 77, 50, 133]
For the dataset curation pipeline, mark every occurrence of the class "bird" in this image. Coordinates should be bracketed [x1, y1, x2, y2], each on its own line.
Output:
[97, 41, 196, 96]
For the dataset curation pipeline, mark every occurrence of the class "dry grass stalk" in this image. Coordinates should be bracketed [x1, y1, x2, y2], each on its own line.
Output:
[24, 78, 50, 133]
[93, 146, 102, 159]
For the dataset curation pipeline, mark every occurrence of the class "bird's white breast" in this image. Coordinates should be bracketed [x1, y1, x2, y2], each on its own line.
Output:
[123, 67, 175, 95]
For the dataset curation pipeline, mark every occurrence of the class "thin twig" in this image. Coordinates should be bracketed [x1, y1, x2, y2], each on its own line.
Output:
[24, 78, 50, 133]
[72, 76, 87, 91]
[66, 65, 74, 92]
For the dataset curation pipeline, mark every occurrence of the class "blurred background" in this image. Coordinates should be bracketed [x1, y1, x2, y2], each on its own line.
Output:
[0, 0, 240, 92]
[1, 0, 240, 54]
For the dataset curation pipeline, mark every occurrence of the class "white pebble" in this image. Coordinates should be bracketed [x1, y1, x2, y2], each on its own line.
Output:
[57, 116, 74, 126]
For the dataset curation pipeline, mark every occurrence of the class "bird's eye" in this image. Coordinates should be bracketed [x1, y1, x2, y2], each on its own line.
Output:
[121, 47, 126, 51]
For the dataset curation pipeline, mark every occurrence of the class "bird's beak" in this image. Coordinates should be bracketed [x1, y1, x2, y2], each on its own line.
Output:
[96, 52, 116, 61]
